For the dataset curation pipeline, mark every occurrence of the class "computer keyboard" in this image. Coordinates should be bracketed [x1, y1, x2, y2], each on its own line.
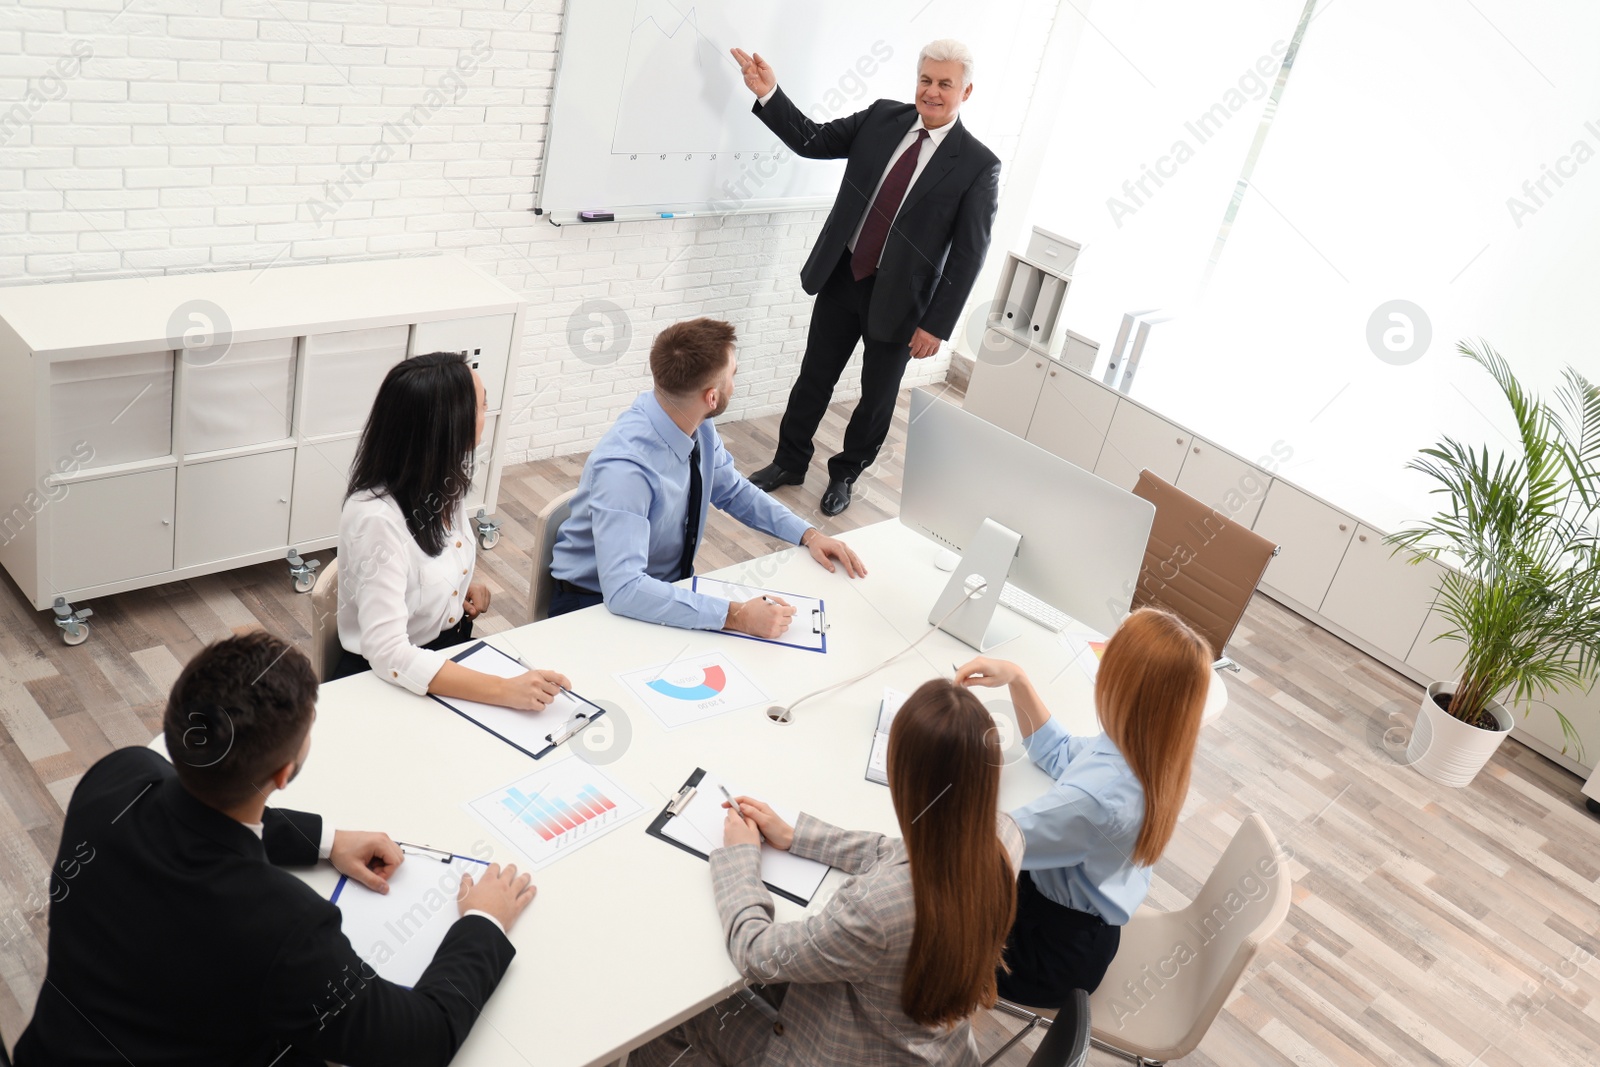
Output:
[998, 583, 1071, 633]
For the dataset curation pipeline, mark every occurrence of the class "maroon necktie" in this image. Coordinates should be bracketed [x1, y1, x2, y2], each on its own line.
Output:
[851, 128, 930, 281]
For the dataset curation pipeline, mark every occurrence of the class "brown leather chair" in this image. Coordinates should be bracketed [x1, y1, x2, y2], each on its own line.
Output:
[1129, 470, 1278, 668]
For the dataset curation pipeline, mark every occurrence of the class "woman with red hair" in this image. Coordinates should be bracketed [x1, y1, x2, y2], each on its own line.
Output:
[959, 606, 1212, 1006]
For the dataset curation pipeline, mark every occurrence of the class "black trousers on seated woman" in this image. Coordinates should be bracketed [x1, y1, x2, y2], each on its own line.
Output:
[328, 616, 475, 683]
[997, 871, 1122, 1007]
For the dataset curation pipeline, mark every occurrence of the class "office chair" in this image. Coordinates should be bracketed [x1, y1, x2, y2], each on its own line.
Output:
[1087, 813, 1292, 1065]
[308, 557, 341, 682]
[1129, 470, 1278, 672]
[526, 488, 577, 624]
[985, 988, 1090, 1067]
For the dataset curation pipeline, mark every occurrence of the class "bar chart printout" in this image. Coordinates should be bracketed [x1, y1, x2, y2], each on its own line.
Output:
[466, 760, 645, 871]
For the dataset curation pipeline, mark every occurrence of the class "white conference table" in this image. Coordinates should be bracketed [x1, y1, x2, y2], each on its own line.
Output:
[275, 519, 1226, 1066]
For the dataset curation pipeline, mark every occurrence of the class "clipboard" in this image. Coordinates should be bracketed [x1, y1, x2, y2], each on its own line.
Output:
[646, 767, 830, 906]
[430, 640, 608, 759]
[330, 844, 490, 988]
[691, 576, 828, 654]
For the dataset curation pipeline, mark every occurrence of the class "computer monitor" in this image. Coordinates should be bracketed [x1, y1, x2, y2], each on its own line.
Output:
[901, 387, 1155, 648]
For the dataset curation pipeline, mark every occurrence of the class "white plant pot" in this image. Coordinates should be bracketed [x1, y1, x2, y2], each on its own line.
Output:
[1407, 680, 1514, 788]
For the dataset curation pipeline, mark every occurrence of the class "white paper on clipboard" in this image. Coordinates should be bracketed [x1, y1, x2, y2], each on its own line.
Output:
[692, 576, 827, 653]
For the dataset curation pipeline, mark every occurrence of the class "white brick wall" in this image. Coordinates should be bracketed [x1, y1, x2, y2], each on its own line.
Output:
[0, 0, 1057, 462]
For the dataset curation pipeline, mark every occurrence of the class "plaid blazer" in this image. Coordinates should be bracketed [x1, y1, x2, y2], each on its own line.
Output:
[634, 811, 1024, 1067]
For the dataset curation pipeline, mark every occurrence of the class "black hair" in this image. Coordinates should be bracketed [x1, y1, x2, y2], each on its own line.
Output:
[163, 632, 319, 810]
[347, 351, 477, 557]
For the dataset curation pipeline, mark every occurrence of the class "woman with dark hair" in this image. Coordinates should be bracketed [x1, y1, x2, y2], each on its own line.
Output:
[629, 679, 1021, 1066]
[331, 352, 569, 710]
[957, 607, 1212, 1005]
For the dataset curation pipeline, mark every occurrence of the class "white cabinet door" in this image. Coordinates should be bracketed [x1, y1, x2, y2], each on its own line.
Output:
[1025, 364, 1115, 471]
[467, 413, 497, 509]
[1252, 480, 1356, 609]
[1506, 683, 1600, 773]
[177, 449, 295, 567]
[51, 468, 175, 591]
[1092, 400, 1191, 490]
[1175, 438, 1269, 527]
[1406, 600, 1467, 685]
[289, 435, 361, 545]
[963, 331, 1047, 438]
[411, 314, 515, 411]
[1318, 527, 1441, 660]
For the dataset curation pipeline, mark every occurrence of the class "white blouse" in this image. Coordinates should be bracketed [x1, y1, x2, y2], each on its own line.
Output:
[337, 490, 476, 695]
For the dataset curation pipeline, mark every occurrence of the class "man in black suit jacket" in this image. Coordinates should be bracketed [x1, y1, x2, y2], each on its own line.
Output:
[13, 631, 535, 1067]
[733, 39, 1000, 516]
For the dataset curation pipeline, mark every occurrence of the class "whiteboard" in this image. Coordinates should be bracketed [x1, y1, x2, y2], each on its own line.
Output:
[537, 0, 1028, 222]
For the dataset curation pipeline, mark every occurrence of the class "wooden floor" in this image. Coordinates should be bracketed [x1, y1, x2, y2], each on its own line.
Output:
[2, 382, 1598, 1066]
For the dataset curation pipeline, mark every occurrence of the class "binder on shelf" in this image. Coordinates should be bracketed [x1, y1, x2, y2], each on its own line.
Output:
[1001, 261, 1043, 338]
[1032, 274, 1068, 348]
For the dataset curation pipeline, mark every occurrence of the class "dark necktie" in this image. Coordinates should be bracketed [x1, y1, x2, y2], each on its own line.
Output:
[676, 440, 702, 582]
[851, 127, 930, 281]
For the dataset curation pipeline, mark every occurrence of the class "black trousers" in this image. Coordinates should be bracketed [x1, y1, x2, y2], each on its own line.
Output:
[547, 578, 605, 618]
[773, 251, 915, 484]
[997, 871, 1123, 1007]
[328, 615, 475, 682]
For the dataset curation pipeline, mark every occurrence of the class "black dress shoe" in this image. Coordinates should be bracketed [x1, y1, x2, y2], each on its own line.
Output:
[820, 479, 853, 517]
[749, 463, 805, 492]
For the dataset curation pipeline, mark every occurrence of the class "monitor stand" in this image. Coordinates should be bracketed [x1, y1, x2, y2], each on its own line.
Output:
[929, 517, 1022, 651]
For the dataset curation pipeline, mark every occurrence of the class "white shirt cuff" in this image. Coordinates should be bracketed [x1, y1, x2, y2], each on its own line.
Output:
[757, 85, 777, 107]
[463, 909, 507, 935]
[319, 824, 335, 860]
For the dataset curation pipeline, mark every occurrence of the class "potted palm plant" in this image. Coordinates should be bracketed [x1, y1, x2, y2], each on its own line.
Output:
[1387, 341, 1600, 788]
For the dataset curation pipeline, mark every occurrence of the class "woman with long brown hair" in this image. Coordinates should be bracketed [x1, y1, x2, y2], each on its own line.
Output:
[629, 679, 1021, 1066]
[957, 606, 1211, 1006]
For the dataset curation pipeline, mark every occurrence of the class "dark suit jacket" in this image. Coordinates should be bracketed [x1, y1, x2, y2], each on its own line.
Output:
[754, 87, 1001, 345]
[14, 747, 515, 1067]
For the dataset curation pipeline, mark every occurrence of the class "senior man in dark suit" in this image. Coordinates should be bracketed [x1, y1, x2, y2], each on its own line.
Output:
[732, 39, 1000, 516]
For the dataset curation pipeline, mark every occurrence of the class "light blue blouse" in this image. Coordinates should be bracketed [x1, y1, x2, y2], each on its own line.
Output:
[1010, 716, 1151, 925]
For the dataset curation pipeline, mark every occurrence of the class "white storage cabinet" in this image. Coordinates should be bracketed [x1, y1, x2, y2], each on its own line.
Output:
[0, 255, 526, 645]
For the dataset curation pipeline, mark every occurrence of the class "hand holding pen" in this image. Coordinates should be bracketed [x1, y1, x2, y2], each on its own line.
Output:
[720, 795, 794, 851]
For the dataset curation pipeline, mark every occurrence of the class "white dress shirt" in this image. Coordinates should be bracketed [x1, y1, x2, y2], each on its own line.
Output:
[337, 490, 477, 696]
[242, 820, 506, 934]
[757, 84, 954, 260]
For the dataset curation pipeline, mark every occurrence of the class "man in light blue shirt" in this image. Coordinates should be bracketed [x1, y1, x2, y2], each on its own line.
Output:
[549, 318, 866, 634]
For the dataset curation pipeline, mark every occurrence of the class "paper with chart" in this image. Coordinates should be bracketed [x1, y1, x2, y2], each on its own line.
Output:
[431, 642, 602, 759]
[661, 770, 830, 904]
[331, 852, 488, 987]
[467, 760, 645, 871]
[693, 576, 826, 653]
[865, 687, 908, 785]
[618, 651, 769, 729]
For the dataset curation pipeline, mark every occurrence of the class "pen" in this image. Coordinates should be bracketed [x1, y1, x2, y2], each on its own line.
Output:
[505, 646, 572, 699]
[396, 841, 455, 863]
[719, 784, 743, 818]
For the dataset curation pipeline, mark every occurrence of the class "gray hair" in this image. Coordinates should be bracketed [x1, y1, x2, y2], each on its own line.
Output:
[918, 39, 974, 87]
